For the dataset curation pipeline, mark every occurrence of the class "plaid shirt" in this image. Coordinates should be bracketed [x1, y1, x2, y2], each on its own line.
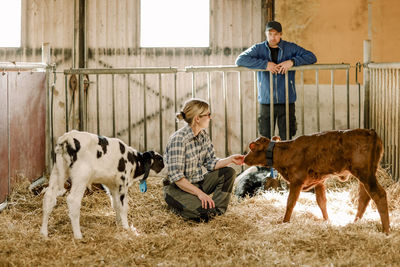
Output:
[164, 124, 219, 183]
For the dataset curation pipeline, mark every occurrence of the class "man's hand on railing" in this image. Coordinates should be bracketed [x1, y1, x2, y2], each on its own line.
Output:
[266, 62, 280, 74]
[277, 60, 294, 74]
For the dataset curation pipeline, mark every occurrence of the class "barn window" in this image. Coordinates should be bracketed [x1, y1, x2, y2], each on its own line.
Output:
[140, 0, 210, 47]
[0, 0, 21, 47]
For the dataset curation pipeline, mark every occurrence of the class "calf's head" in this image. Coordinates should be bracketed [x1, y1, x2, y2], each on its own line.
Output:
[244, 137, 274, 167]
[142, 151, 165, 180]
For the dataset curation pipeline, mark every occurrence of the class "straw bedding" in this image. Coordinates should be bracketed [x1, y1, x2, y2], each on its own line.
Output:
[1, 168, 399, 267]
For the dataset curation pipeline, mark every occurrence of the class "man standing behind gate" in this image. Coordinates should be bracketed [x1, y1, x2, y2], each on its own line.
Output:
[235, 21, 317, 140]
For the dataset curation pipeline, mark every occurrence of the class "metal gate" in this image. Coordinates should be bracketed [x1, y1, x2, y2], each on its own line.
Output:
[366, 62, 400, 181]
[55, 63, 356, 162]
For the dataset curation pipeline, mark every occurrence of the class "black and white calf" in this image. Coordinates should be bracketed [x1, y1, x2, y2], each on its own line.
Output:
[40, 130, 164, 239]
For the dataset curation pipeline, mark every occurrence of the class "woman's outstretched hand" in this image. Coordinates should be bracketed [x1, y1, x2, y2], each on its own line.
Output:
[230, 154, 245, 165]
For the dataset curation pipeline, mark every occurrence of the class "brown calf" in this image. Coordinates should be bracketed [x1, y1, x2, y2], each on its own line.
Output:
[244, 129, 390, 234]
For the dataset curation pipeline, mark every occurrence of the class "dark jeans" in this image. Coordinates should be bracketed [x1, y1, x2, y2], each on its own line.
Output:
[163, 167, 236, 221]
[258, 103, 297, 140]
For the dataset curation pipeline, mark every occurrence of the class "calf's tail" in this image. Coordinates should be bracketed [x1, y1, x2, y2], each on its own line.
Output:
[370, 129, 383, 174]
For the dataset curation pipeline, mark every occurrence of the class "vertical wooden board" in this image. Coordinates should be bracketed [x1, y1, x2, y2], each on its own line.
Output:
[98, 75, 114, 137]
[34, 0, 43, 60]
[9, 72, 46, 187]
[117, 0, 127, 66]
[87, 0, 98, 67]
[95, 0, 108, 67]
[62, 0, 74, 68]
[25, 0, 34, 48]
[0, 75, 9, 203]
[45, 0, 54, 46]
[51, 1, 74, 142]
[134, 0, 140, 48]
[226, 72, 241, 155]
[161, 74, 177, 153]
[193, 72, 206, 101]
[239, 0, 251, 49]
[51, 73, 65, 144]
[125, 0, 134, 49]
[128, 74, 145, 151]
[20, 0, 27, 62]
[252, 0, 263, 43]
[231, 0, 242, 57]
[222, 6, 236, 154]
[143, 74, 158, 152]
[209, 72, 225, 157]
[211, 0, 223, 63]
[221, 0, 233, 65]
[114, 74, 129, 142]
[108, 1, 118, 67]
[241, 71, 257, 148]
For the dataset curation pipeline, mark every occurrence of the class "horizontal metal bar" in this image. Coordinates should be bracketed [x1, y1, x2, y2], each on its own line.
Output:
[186, 65, 250, 72]
[0, 62, 48, 70]
[62, 64, 351, 75]
[64, 67, 178, 75]
[185, 64, 350, 72]
[367, 62, 400, 69]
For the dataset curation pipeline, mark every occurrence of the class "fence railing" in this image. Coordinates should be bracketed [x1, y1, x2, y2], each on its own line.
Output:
[185, 64, 353, 155]
[367, 63, 400, 181]
[63, 67, 178, 152]
[55, 64, 357, 162]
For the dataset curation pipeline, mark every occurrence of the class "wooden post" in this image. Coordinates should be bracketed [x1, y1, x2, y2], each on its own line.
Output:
[74, 0, 86, 130]
[78, 0, 86, 69]
[42, 42, 52, 174]
[262, 0, 275, 40]
[266, 0, 275, 21]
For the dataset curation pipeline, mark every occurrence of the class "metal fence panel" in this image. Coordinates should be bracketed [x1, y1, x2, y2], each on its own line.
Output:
[0, 69, 47, 204]
[368, 63, 400, 181]
[58, 64, 355, 163]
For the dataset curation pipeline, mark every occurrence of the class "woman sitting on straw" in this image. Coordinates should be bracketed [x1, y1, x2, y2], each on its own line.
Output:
[163, 98, 244, 221]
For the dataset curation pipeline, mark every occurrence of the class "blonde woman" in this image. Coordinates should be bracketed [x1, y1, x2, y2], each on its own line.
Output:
[163, 98, 244, 221]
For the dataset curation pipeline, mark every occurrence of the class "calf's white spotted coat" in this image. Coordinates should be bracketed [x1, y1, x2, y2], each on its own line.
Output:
[40, 130, 164, 239]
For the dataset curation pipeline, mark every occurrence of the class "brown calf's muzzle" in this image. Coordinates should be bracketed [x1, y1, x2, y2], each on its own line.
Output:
[243, 140, 268, 167]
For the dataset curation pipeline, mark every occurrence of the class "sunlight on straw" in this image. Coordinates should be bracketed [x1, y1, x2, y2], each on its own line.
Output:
[260, 190, 381, 226]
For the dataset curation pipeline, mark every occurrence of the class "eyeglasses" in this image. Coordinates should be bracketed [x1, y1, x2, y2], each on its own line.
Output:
[199, 112, 211, 118]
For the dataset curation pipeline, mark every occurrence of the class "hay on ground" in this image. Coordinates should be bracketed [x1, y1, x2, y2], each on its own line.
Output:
[0, 170, 399, 266]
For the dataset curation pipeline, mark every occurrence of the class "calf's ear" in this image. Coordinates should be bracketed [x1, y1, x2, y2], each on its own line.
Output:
[249, 143, 257, 151]
[142, 151, 153, 180]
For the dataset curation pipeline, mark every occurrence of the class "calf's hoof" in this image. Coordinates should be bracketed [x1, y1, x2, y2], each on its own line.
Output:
[40, 228, 48, 238]
[383, 227, 390, 235]
[73, 232, 83, 239]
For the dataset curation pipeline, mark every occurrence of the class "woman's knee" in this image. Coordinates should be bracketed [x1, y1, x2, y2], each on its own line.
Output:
[218, 166, 236, 179]
[218, 167, 236, 192]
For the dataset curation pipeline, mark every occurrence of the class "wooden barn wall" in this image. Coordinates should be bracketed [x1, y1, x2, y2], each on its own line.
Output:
[0, 0, 399, 163]
[80, 0, 266, 156]
[0, 0, 267, 159]
[85, 0, 264, 68]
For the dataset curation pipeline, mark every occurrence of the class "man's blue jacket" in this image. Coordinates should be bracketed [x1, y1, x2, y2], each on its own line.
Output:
[235, 40, 317, 104]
